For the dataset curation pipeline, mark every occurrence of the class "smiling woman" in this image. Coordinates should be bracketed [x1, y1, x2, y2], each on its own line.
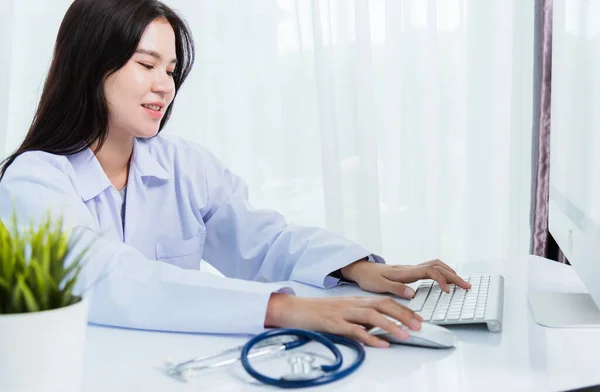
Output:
[0, 0, 194, 182]
[0, 0, 471, 348]
[100, 18, 180, 189]
[104, 26, 178, 135]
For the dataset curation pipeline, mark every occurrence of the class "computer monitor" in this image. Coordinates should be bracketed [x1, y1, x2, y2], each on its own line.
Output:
[528, 0, 600, 327]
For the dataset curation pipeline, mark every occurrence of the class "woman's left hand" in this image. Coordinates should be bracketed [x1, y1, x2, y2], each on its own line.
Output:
[340, 259, 471, 299]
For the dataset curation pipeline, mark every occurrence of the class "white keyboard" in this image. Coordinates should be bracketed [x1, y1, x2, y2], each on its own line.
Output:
[408, 275, 505, 332]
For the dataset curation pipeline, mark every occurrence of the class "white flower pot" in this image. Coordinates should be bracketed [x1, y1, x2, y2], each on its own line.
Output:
[0, 297, 89, 392]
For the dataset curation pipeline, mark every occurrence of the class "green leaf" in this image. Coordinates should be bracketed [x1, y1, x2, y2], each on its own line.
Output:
[0, 229, 16, 283]
[50, 225, 68, 269]
[17, 274, 39, 312]
[29, 258, 49, 310]
[59, 266, 82, 307]
[9, 281, 23, 313]
[0, 276, 10, 293]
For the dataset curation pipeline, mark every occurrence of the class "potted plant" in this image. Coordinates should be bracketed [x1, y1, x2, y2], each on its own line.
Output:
[0, 212, 91, 392]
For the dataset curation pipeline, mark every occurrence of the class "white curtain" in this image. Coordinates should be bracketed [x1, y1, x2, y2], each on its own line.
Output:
[0, 0, 535, 266]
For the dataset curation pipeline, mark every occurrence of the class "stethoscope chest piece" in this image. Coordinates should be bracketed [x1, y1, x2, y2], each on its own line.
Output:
[280, 353, 323, 381]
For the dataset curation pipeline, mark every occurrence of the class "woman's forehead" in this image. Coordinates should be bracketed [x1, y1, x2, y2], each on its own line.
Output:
[137, 18, 177, 60]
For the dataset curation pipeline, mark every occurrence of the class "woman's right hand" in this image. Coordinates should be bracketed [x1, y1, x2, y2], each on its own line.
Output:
[264, 293, 423, 348]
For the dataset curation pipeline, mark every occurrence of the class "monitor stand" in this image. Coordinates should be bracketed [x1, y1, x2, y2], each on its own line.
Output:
[528, 292, 600, 327]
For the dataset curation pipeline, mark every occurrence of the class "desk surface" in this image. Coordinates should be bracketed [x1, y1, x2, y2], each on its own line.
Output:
[81, 255, 600, 392]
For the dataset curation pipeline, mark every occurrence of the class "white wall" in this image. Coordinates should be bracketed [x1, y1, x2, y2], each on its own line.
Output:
[2, 0, 73, 159]
[0, 0, 14, 159]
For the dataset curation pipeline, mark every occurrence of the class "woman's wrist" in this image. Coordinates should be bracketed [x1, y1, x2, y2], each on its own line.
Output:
[264, 293, 293, 328]
[340, 258, 370, 282]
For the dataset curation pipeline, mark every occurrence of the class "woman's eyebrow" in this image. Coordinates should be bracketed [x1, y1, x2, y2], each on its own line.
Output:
[135, 48, 177, 64]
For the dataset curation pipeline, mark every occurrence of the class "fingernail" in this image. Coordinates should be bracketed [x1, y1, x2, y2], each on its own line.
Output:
[403, 287, 415, 298]
[410, 318, 421, 330]
[377, 340, 390, 348]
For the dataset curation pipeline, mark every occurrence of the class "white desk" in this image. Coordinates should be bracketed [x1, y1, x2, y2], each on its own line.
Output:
[81, 255, 600, 392]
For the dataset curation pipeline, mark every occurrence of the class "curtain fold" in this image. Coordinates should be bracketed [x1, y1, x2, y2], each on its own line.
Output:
[531, 0, 567, 263]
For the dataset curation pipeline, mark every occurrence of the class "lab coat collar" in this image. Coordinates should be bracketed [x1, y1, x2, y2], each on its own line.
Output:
[68, 138, 170, 202]
[68, 148, 111, 202]
[131, 137, 171, 181]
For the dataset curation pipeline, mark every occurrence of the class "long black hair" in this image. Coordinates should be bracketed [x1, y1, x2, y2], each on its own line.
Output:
[0, 0, 194, 179]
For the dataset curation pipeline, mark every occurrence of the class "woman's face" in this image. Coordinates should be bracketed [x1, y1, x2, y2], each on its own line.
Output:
[104, 18, 177, 139]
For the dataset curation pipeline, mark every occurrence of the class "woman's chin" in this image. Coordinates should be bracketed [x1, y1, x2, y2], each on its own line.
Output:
[134, 129, 161, 139]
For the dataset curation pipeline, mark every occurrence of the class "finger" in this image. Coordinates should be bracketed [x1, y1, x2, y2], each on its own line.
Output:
[355, 295, 424, 324]
[435, 266, 471, 289]
[387, 266, 451, 293]
[424, 259, 456, 275]
[371, 297, 423, 330]
[360, 298, 422, 333]
[346, 307, 411, 340]
[422, 266, 450, 293]
[345, 323, 390, 348]
[381, 279, 416, 299]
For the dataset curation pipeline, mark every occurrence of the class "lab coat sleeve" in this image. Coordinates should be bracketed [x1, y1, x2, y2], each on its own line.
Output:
[0, 153, 292, 335]
[196, 147, 385, 288]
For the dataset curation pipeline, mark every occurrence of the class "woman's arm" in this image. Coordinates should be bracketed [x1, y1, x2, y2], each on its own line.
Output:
[0, 149, 433, 347]
[193, 143, 382, 288]
[0, 152, 293, 335]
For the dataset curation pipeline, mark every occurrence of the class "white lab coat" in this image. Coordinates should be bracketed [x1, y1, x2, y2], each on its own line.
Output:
[0, 134, 382, 334]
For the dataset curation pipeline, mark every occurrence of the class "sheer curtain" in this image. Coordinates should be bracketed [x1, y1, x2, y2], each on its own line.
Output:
[0, 0, 535, 266]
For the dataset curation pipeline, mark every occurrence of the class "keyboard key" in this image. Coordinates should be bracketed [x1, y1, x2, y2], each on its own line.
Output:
[424, 292, 441, 306]
[418, 311, 433, 321]
[437, 305, 450, 313]
[461, 312, 475, 320]
[409, 287, 432, 311]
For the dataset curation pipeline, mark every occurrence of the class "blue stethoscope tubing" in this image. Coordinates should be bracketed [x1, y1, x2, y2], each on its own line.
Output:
[240, 328, 366, 388]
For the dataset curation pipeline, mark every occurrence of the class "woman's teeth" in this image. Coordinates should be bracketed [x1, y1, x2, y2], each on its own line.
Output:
[142, 104, 161, 111]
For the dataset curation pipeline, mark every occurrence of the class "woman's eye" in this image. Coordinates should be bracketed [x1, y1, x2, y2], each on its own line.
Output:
[139, 63, 153, 70]
[167, 71, 175, 77]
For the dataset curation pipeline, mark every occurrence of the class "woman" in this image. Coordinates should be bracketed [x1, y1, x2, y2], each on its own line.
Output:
[0, 0, 470, 348]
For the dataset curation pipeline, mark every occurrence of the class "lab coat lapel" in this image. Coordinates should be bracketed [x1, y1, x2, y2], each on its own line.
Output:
[123, 138, 170, 242]
[123, 165, 145, 242]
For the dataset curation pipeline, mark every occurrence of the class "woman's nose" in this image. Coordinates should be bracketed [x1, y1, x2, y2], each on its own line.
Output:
[152, 72, 174, 94]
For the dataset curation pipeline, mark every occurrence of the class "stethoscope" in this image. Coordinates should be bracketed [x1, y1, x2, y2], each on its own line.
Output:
[166, 328, 366, 388]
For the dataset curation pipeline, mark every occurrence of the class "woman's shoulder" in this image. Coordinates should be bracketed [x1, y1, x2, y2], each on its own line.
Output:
[0, 150, 77, 211]
[5, 150, 72, 177]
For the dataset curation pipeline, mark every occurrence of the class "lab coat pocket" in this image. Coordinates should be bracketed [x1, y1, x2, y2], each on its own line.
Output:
[155, 230, 207, 270]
